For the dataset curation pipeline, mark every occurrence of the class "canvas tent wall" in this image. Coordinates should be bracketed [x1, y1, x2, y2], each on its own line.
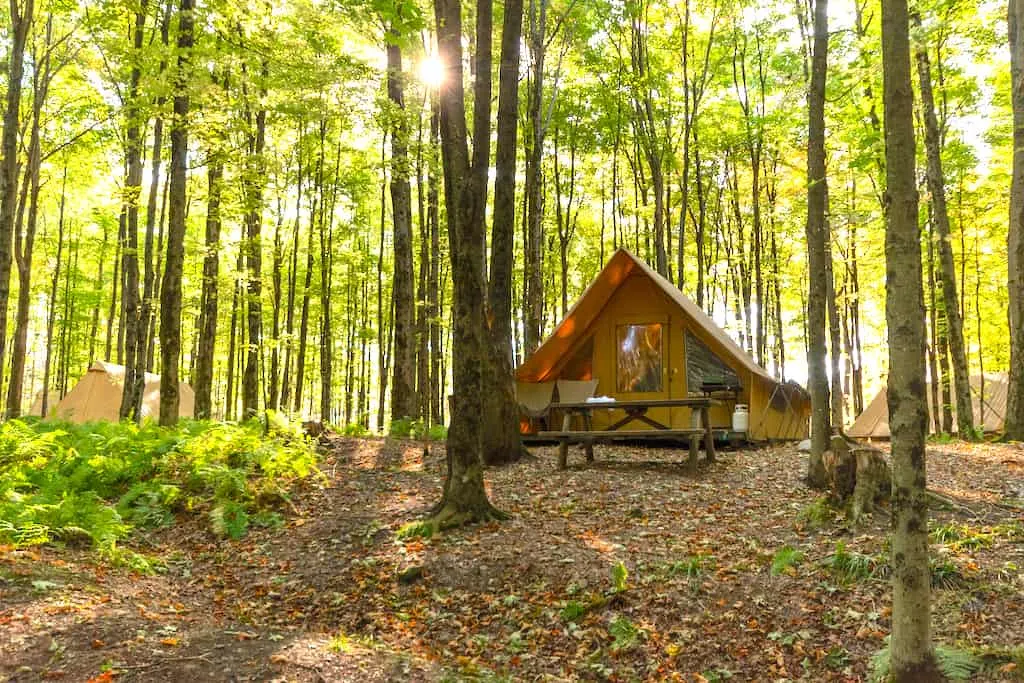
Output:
[30, 361, 195, 423]
[515, 249, 810, 440]
[847, 373, 1008, 439]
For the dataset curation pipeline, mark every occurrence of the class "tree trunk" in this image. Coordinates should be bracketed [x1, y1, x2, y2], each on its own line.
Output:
[242, 62, 267, 420]
[916, 39, 974, 439]
[805, 0, 830, 487]
[882, 0, 941, 675]
[0, 0, 34, 400]
[523, 0, 549, 357]
[388, 35, 417, 422]
[159, 0, 193, 426]
[41, 167, 67, 416]
[7, 16, 51, 418]
[429, 0, 503, 526]
[482, 0, 526, 466]
[194, 149, 223, 419]
[1010, 0, 1024, 440]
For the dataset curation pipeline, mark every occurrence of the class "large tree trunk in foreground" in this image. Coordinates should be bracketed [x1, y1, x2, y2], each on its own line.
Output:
[882, 0, 942, 676]
[1006, 0, 1024, 441]
[804, 0, 830, 488]
[916, 41, 974, 439]
[430, 0, 503, 526]
[481, 0, 526, 466]
[159, 0, 193, 426]
[387, 35, 417, 423]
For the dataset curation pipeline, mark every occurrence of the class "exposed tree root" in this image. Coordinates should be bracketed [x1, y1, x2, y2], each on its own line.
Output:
[426, 500, 509, 532]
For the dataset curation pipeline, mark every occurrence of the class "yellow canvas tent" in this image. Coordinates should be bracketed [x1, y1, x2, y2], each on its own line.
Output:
[847, 373, 1008, 439]
[515, 249, 810, 440]
[30, 361, 195, 423]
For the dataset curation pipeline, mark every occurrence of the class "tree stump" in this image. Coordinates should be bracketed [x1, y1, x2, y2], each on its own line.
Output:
[823, 435, 891, 522]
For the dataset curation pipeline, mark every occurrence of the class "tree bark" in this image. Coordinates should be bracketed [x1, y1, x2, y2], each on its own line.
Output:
[429, 0, 503, 525]
[118, 4, 148, 420]
[805, 0, 831, 487]
[522, 0, 549, 357]
[0, 0, 34, 400]
[159, 0, 194, 426]
[915, 38, 974, 438]
[387, 34, 417, 423]
[482, 0, 526, 466]
[1009, 0, 1024, 440]
[194, 144, 223, 419]
[882, 0, 942, 675]
[241, 62, 267, 420]
[7, 16, 51, 418]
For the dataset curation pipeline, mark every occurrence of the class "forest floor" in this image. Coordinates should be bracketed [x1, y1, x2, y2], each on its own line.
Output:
[1, 436, 1023, 682]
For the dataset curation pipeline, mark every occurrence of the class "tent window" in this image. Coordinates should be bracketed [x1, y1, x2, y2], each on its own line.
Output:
[685, 331, 741, 391]
[616, 323, 663, 392]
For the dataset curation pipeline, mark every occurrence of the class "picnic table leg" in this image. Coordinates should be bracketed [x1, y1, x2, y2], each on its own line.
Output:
[583, 411, 594, 462]
[688, 434, 700, 472]
[702, 406, 716, 462]
[558, 412, 572, 470]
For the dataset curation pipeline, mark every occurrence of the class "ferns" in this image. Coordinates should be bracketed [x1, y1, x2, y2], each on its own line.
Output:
[870, 641, 982, 682]
[0, 417, 319, 554]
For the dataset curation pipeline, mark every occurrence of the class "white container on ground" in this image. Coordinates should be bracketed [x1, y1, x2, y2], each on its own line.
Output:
[732, 404, 749, 433]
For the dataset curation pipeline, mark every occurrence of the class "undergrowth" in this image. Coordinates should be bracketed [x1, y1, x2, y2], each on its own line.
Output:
[0, 416, 319, 560]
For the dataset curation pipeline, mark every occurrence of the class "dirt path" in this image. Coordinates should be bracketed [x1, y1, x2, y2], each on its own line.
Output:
[2, 438, 1022, 682]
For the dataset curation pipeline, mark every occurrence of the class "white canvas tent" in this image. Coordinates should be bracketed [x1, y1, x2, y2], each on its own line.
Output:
[847, 373, 1008, 439]
[30, 361, 195, 423]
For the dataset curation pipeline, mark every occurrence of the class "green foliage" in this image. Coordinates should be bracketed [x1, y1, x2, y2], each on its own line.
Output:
[870, 641, 983, 682]
[824, 542, 881, 582]
[930, 557, 970, 589]
[389, 418, 446, 441]
[770, 546, 805, 576]
[608, 615, 642, 652]
[666, 553, 714, 579]
[395, 520, 435, 541]
[342, 423, 370, 437]
[0, 419, 318, 555]
[796, 497, 835, 529]
[930, 522, 996, 551]
[560, 600, 588, 622]
[610, 561, 629, 592]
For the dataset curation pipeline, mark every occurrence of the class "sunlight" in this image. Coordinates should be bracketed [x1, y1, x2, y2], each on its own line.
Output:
[418, 55, 445, 89]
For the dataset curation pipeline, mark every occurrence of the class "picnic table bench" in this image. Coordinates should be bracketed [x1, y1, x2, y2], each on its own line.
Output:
[538, 397, 718, 470]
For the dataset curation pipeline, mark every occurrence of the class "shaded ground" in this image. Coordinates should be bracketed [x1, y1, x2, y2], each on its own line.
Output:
[2, 436, 1022, 682]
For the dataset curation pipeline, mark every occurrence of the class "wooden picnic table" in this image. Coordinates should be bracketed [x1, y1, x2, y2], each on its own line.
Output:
[538, 397, 718, 470]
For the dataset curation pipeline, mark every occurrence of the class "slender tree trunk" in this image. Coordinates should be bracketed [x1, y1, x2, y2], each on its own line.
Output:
[1009, 0, 1024, 440]
[882, 0, 941, 675]
[7, 16, 51, 418]
[119, 4, 148, 419]
[0, 0, 34, 399]
[482, 0, 526, 465]
[387, 35, 417, 422]
[916, 39, 974, 438]
[293, 164, 317, 415]
[281, 120, 304, 412]
[805, 0, 830, 485]
[241, 62, 267, 419]
[159, 0, 194, 426]
[194, 147, 223, 419]
[41, 168, 68, 416]
[523, 0, 549, 357]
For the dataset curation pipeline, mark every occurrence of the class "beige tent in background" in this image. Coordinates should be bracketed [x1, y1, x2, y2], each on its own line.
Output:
[30, 361, 195, 423]
[847, 373, 1008, 439]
